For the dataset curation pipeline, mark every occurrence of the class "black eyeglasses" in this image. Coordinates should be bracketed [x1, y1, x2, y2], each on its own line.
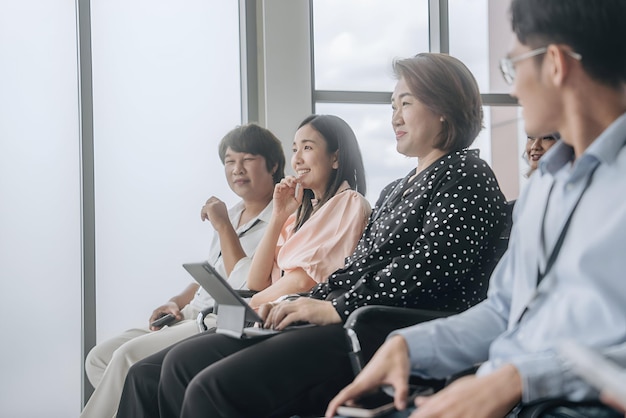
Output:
[499, 46, 582, 85]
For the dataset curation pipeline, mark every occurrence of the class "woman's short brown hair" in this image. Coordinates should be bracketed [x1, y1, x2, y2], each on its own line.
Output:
[393, 53, 483, 152]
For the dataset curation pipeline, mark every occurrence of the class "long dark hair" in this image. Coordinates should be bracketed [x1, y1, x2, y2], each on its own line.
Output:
[293, 114, 367, 231]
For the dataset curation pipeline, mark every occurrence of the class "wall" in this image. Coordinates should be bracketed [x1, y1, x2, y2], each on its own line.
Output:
[0, 1, 82, 416]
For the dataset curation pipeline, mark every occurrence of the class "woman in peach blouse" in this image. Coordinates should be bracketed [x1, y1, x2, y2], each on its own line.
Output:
[246, 114, 371, 307]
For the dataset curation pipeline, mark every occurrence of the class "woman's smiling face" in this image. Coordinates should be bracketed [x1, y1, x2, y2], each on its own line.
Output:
[391, 77, 442, 159]
[526, 134, 557, 171]
[291, 124, 338, 199]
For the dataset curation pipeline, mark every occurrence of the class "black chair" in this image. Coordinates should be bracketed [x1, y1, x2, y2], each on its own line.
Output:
[343, 199, 514, 375]
[344, 306, 453, 376]
[513, 399, 620, 418]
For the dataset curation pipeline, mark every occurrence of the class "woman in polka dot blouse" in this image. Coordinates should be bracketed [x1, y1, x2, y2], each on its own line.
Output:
[118, 53, 508, 418]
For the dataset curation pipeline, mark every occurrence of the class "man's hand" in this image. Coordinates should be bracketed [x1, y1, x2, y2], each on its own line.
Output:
[148, 301, 182, 331]
[258, 298, 340, 330]
[201, 196, 229, 230]
[409, 364, 522, 418]
[601, 391, 626, 416]
[326, 335, 412, 417]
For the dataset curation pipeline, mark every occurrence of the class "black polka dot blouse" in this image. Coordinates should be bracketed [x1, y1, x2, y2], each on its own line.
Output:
[309, 149, 508, 322]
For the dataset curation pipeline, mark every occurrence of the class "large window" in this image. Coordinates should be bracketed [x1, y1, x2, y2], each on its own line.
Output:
[313, 0, 429, 92]
[312, 0, 522, 201]
[91, 0, 241, 347]
[312, 0, 429, 202]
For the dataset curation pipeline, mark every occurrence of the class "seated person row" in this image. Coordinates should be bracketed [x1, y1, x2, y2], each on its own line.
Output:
[82, 114, 371, 418]
[327, 0, 626, 417]
[116, 52, 508, 418]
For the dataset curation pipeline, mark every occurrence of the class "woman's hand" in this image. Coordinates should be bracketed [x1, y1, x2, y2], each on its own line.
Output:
[272, 176, 303, 219]
[200, 196, 230, 231]
[258, 298, 340, 330]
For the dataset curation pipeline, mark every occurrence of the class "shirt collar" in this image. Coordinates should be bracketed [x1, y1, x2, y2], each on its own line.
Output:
[539, 112, 626, 176]
[585, 112, 626, 165]
[255, 200, 274, 224]
[230, 199, 273, 231]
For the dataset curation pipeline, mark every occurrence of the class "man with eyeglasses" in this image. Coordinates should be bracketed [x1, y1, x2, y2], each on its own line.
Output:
[326, 1, 626, 417]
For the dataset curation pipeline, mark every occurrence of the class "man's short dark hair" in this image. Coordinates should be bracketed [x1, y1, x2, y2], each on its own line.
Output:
[510, 0, 626, 88]
[218, 123, 285, 184]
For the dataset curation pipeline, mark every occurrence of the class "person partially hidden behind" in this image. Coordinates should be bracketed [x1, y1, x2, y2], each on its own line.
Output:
[327, 1, 626, 417]
[524, 133, 558, 177]
[80, 123, 285, 418]
[116, 52, 507, 418]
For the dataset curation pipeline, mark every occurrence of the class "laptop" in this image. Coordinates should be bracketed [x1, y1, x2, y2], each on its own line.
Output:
[183, 261, 312, 338]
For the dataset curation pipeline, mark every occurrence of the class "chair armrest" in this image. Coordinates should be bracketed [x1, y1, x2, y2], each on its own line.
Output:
[235, 290, 309, 299]
[344, 306, 453, 375]
[196, 307, 214, 332]
[195, 290, 260, 331]
[235, 289, 258, 299]
[514, 399, 612, 418]
[345, 305, 452, 333]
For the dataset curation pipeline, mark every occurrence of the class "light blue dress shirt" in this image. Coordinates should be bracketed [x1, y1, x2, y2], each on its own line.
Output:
[394, 113, 626, 404]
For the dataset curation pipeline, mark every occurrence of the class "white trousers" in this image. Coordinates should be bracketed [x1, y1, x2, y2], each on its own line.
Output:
[81, 308, 216, 418]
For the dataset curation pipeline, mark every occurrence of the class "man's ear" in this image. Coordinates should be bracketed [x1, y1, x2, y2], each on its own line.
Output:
[546, 44, 575, 87]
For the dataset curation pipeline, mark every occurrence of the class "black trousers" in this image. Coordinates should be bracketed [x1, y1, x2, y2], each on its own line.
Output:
[117, 324, 355, 418]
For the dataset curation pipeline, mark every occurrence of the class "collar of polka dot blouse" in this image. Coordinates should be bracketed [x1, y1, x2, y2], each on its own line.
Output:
[403, 171, 422, 197]
[373, 179, 406, 220]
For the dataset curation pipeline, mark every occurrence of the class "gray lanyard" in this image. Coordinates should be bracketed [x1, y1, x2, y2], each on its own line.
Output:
[517, 163, 599, 323]
[215, 218, 261, 262]
[536, 163, 599, 286]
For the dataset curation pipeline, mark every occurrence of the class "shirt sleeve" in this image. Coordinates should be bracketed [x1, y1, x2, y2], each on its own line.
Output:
[277, 190, 371, 283]
[228, 256, 253, 290]
[475, 338, 626, 404]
